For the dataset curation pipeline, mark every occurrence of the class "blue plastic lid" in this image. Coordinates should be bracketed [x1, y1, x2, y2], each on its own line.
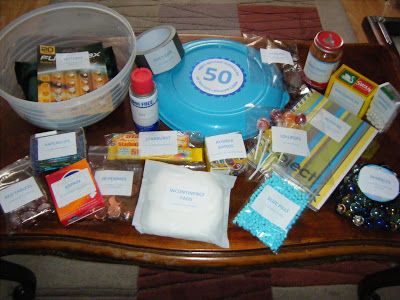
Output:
[154, 39, 289, 139]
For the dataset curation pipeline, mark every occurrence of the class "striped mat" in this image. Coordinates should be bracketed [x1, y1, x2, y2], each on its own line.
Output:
[51, 1, 323, 40]
[137, 261, 392, 299]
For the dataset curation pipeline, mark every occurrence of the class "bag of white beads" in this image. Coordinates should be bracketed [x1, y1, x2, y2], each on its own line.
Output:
[132, 160, 236, 248]
[0, 157, 53, 231]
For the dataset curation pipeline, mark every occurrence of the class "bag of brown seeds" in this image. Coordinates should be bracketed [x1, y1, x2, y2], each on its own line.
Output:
[88, 146, 143, 222]
[0, 157, 54, 230]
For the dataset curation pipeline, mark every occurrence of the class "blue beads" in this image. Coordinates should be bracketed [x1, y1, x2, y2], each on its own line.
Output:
[347, 182, 358, 194]
[370, 207, 385, 219]
[350, 202, 363, 214]
[334, 163, 400, 232]
[233, 171, 309, 253]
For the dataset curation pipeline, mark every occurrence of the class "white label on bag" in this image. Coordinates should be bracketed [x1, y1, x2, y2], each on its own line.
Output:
[95, 170, 134, 196]
[205, 133, 247, 161]
[191, 58, 244, 96]
[164, 183, 209, 212]
[139, 131, 178, 156]
[37, 132, 77, 161]
[251, 185, 300, 231]
[358, 165, 399, 202]
[144, 40, 181, 74]
[51, 169, 96, 208]
[35, 130, 57, 138]
[261, 48, 294, 65]
[329, 82, 364, 115]
[310, 108, 351, 142]
[56, 51, 91, 71]
[0, 177, 44, 213]
[272, 127, 309, 157]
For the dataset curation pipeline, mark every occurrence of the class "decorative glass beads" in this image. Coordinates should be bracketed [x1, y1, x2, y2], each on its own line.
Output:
[334, 164, 400, 232]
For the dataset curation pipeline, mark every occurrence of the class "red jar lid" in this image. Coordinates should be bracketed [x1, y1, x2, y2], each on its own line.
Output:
[314, 31, 343, 53]
[130, 67, 154, 95]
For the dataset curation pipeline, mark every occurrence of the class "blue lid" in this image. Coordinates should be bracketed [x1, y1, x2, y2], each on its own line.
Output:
[154, 39, 289, 139]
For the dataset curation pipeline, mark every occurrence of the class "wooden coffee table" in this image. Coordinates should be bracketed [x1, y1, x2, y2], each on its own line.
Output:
[1, 38, 400, 275]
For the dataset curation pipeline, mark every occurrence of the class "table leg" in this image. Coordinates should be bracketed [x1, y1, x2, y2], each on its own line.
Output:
[358, 265, 400, 300]
[0, 258, 36, 300]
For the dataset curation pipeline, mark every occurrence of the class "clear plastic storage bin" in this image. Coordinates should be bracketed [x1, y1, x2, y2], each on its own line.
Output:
[0, 2, 136, 129]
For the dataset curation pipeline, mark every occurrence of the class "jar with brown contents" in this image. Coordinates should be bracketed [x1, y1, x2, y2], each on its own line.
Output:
[303, 31, 343, 91]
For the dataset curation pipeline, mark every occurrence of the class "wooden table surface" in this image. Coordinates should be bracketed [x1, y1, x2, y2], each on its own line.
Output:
[1, 36, 400, 271]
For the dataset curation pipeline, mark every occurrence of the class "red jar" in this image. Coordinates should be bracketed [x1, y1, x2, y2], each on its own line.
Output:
[303, 31, 343, 91]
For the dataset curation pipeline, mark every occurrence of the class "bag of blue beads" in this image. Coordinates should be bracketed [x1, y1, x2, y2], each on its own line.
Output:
[233, 165, 312, 252]
[30, 128, 87, 174]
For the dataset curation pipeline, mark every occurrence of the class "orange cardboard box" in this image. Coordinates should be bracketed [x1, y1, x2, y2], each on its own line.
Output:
[46, 159, 104, 226]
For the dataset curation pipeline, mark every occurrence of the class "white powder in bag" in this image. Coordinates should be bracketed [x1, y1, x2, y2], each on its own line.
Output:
[132, 160, 236, 248]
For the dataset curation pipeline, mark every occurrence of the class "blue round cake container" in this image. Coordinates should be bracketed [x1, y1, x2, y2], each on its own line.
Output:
[154, 39, 289, 139]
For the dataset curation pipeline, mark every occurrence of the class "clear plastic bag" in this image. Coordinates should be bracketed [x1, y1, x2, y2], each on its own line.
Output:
[245, 107, 308, 181]
[0, 157, 53, 230]
[104, 130, 206, 170]
[265, 38, 307, 106]
[242, 34, 310, 109]
[240, 34, 291, 138]
[30, 128, 87, 174]
[233, 165, 312, 253]
[132, 160, 236, 248]
[88, 146, 143, 222]
[204, 132, 248, 176]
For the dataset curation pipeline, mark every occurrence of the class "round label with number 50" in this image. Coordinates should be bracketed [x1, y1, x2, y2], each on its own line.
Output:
[191, 58, 244, 96]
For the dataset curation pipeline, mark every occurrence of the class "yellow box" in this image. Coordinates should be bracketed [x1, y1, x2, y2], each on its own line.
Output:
[325, 64, 378, 117]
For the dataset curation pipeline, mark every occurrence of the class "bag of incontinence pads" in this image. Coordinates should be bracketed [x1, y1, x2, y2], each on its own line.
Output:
[132, 160, 237, 248]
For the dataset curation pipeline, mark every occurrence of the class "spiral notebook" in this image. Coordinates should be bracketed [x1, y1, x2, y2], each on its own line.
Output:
[279, 90, 378, 210]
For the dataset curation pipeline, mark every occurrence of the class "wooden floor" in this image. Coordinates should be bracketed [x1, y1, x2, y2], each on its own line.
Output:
[0, 0, 399, 42]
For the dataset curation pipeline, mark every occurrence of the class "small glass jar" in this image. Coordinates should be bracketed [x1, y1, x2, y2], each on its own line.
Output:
[303, 31, 343, 91]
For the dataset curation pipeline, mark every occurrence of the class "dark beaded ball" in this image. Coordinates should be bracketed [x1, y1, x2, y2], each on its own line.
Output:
[334, 164, 399, 233]
[347, 182, 358, 194]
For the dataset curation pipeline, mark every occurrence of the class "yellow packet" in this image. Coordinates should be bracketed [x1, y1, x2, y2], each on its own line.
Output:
[325, 64, 378, 117]
[106, 131, 191, 148]
[107, 146, 204, 162]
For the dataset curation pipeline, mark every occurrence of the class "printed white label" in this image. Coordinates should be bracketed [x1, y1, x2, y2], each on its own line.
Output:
[310, 108, 351, 142]
[261, 48, 294, 65]
[37, 132, 77, 161]
[95, 170, 134, 196]
[0, 177, 44, 213]
[303, 52, 338, 83]
[164, 183, 209, 212]
[271, 127, 309, 157]
[251, 185, 300, 231]
[130, 89, 159, 127]
[205, 133, 247, 161]
[329, 82, 364, 115]
[144, 40, 181, 74]
[56, 51, 91, 71]
[139, 131, 178, 156]
[51, 169, 96, 208]
[35, 130, 57, 138]
[370, 90, 397, 123]
[191, 58, 244, 96]
[358, 165, 399, 202]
